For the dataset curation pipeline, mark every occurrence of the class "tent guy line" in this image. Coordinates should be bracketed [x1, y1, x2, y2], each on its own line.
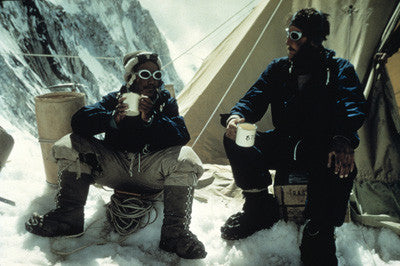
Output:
[0, 52, 117, 60]
[161, 0, 257, 70]
[191, 0, 284, 148]
[0, 0, 257, 71]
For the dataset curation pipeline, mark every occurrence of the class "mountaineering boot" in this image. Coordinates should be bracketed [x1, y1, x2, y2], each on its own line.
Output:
[159, 185, 207, 259]
[300, 220, 337, 266]
[221, 190, 280, 240]
[25, 171, 92, 237]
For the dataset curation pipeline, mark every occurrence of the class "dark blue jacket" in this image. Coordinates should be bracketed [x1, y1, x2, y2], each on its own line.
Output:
[228, 49, 366, 148]
[71, 85, 190, 153]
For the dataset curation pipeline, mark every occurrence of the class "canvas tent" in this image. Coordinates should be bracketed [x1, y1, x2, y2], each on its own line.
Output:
[178, 0, 399, 164]
[177, 0, 400, 233]
[350, 8, 400, 234]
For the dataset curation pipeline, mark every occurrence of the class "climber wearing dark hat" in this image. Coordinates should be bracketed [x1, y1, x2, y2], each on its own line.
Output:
[221, 8, 366, 265]
[25, 51, 207, 260]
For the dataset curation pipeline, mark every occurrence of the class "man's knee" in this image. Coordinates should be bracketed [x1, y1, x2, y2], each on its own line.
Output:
[52, 133, 79, 162]
[162, 146, 204, 186]
[223, 134, 252, 160]
[176, 146, 204, 178]
[52, 133, 97, 176]
[223, 133, 236, 152]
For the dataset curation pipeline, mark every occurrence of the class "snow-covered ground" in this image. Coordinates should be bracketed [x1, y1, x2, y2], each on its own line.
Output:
[1, 1, 400, 265]
[1, 115, 400, 265]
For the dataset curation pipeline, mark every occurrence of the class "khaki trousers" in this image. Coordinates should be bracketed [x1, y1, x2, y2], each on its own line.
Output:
[51, 133, 204, 193]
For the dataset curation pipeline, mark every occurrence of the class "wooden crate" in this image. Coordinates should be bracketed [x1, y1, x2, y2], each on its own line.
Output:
[273, 184, 350, 224]
[273, 184, 307, 224]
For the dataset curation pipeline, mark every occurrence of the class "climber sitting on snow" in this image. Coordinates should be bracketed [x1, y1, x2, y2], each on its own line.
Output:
[25, 51, 207, 260]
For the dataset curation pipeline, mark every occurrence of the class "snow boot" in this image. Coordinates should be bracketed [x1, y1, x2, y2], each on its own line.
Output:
[221, 190, 279, 240]
[159, 185, 207, 259]
[25, 171, 92, 237]
[300, 220, 337, 266]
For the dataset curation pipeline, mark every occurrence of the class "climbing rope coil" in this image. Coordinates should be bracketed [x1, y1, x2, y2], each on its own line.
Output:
[50, 189, 162, 256]
[106, 190, 161, 236]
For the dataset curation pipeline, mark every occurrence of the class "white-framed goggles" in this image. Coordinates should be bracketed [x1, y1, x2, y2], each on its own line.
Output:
[286, 28, 303, 41]
[135, 69, 163, 80]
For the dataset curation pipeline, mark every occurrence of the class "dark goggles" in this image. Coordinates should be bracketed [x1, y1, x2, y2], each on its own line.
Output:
[136, 69, 163, 80]
[286, 28, 303, 41]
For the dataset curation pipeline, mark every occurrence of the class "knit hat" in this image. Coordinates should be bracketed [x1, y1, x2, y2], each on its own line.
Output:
[290, 8, 330, 45]
[123, 51, 162, 86]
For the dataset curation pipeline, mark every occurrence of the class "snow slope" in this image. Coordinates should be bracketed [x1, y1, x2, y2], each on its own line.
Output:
[0, 0, 182, 136]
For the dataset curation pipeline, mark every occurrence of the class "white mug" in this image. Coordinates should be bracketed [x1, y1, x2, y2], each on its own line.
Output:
[122, 92, 148, 116]
[235, 123, 257, 147]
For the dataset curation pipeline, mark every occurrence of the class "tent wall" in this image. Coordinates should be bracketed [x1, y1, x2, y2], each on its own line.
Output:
[355, 69, 400, 182]
[178, 0, 289, 164]
[387, 51, 400, 111]
[178, 0, 398, 164]
[354, 0, 400, 182]
[351, 64, 400, 233]
[350, 2, 400, 234]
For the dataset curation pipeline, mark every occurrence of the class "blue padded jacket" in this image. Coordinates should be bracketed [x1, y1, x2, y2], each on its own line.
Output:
[228, 49, 366, 148]
[71, 84, 190, 153]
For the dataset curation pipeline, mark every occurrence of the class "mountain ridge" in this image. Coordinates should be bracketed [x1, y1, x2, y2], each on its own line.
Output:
[0, 0, 183, 135]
